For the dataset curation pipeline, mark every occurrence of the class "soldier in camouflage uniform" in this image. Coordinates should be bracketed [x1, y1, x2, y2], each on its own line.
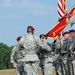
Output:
[51, 34, 63, 75]
[19, 26, 51, 75]
[39, 34, 53, 75]
[69, 29, 75, 75]
[10, 36, 25, 75]
[61, 31, 73, 75]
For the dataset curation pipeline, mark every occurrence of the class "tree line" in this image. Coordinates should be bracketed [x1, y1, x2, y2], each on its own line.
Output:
[0, 43, 13, 70]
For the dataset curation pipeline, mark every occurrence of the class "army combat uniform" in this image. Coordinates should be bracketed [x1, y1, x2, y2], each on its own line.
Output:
[10, 45, 25, 75]
[69, 38, 75, 75]
[51, 40, 63, 75]
[39, 41, 53, 75]
[19, 33, 51, 75]
[61, 39, 73, 75]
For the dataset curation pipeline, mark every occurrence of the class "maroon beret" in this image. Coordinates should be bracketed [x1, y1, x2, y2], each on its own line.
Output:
[16, 36, 22, 41]
[27, 26, 35, 30]
[39, 34, 45, 38]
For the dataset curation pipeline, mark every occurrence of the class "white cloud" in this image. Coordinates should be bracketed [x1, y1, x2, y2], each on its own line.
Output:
[19, 0, 55, 15]
[0, 0, 55, 15]
[2, 0, 13, 7]
[18, 0, 55, 15]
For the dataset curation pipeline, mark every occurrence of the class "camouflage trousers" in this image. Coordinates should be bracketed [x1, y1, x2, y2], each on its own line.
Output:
[57, 61, 74, 75]
[41, 62, 53, 75]
[23, 61, 39, 75]
[72, 60, 75, 75]
[57, 56, 74, 75]
[15, 68, 20, 75]
[53, 54, 61, 75]
[57, 62, 67, 75]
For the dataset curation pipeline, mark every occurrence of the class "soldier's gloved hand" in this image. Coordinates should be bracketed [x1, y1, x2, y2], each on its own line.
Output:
[70, 50, 74, 55]
[61, 50, 65, 54]
[13, 63, 17, 68]
[51, 52, 54, 55]
[73, 51, 75, 54]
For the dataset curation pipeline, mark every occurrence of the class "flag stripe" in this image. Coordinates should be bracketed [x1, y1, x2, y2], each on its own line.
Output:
[58, 0, 62, 8]
[58, 0, 67, 19]
[58, 3, 65, 17]
[58, 11, 64, 19]
[58, 3, 66, 14]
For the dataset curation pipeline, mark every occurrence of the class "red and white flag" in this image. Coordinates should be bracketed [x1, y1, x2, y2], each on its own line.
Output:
[58, 0, 67, 19]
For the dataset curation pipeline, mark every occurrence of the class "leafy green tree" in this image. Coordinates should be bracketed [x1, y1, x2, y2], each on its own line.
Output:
[0, 43, 13, 69]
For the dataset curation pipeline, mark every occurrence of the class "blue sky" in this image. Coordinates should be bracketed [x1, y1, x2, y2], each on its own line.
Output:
[0, 0, 75, 46]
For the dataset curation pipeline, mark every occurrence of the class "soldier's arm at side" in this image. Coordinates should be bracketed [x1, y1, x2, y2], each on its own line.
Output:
[69, 41, 75, 54]
[56, 41, 63, 49]
[10, 46, 17, 68]
[61, 41, 66, 54]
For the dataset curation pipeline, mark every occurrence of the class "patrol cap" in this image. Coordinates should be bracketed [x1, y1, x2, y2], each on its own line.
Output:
[16, 36, 22, 41]
[39, 34, 45, 38]
[27, 26, 35, 30]
[69, 29, 75, 33]
[62, 31, 69, 36]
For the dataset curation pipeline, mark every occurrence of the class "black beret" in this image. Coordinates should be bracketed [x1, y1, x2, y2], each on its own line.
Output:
[62, 31, 69, 36]
[69, 29, 75, 33]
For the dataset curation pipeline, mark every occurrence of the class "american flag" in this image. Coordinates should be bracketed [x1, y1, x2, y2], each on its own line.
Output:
[58, 0, 67, 20]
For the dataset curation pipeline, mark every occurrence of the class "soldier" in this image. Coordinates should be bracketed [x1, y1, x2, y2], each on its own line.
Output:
[39, 34, 53, 75]
[61, 31, 73, 75]
[69, 29, 75, 52]
[69, 29, 75, 75]
[10, 36, 25, 75]
[69, 29, 75, 40]
[19, 26, 51, 75]
[51, 34, 63, 75]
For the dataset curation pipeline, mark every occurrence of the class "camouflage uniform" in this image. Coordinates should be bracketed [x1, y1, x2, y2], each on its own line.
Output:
[52, 40, 63, 75]
[19, 33, 51, 75]
[39, 41, 53, 75]
[61, 39, 73, 75]
[69, 38, 75, 75]
[10, 45, 25, 75]
[69, 38, 75, 52]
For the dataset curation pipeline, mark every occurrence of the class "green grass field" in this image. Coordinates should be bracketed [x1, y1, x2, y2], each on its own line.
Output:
[0, 67, 56, 75]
